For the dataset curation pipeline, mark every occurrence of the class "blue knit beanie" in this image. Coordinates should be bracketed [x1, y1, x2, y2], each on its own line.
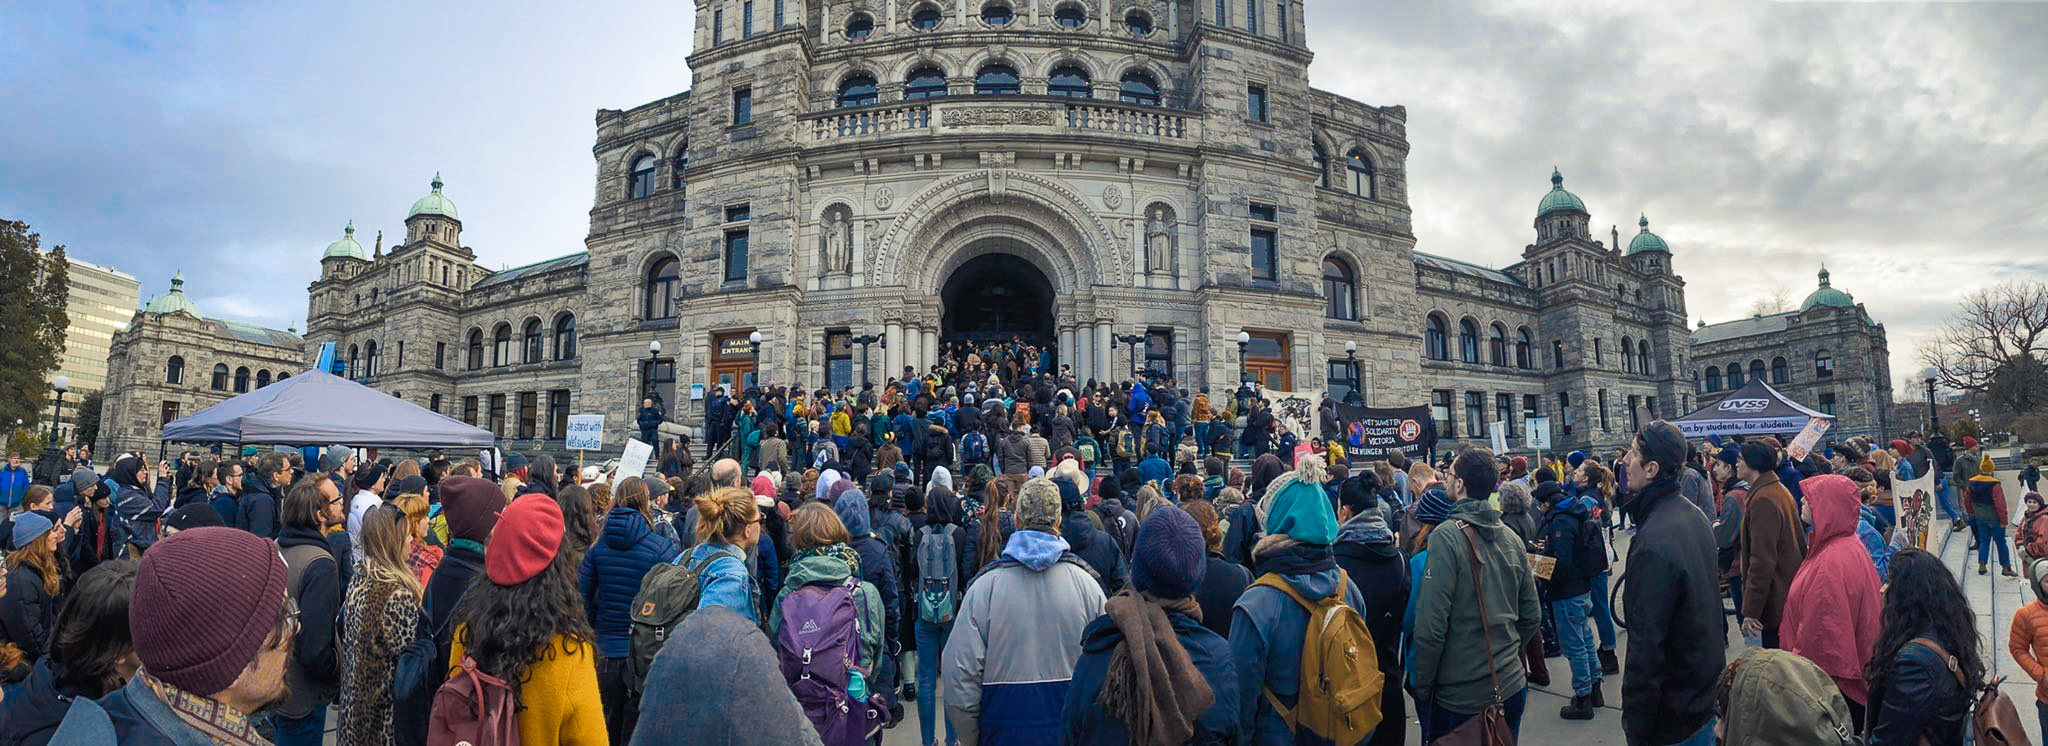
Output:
[1130, 505, 1207, 599]
[1266, 478, 1340, 545]
[1567, 451, 1588, 469]
[11, 511, 53, 550]
[1414, 485, 1456, 526]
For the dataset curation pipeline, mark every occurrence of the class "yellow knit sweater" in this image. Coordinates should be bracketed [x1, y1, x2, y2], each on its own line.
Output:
[449, 631, 609, 746]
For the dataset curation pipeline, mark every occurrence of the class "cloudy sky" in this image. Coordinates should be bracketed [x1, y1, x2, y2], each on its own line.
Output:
[3, 0, 2043, 395]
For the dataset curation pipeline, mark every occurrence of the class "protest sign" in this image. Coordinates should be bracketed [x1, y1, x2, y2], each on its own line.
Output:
[614, 438, 654, 487]
[1786, 417, 1831, 462]
[1526, 417, 1552, 450]
[565, 415, 605, 451]
[1333, 404, 1437, 459]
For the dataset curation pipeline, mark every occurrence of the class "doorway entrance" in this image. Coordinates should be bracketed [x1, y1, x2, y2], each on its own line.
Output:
[941, 253, 1057, 376]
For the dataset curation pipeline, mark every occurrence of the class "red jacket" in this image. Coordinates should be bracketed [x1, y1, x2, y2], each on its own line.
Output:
[1782, 475, 1884, 706]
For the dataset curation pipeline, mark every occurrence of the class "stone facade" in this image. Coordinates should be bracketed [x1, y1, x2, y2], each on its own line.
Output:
[1690, 269, 1895, 439]
[98, 0, 1896, 459]
[100, 280, 305, 458]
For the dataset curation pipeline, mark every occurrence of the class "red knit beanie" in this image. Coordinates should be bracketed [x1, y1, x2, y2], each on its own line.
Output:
[131, 527, 289, 696]
[487, 494, 564, 586]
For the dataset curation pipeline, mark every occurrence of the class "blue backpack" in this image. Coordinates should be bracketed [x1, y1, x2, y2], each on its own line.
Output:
[916, 525, 961, 624]
[961, 432, 989, 465]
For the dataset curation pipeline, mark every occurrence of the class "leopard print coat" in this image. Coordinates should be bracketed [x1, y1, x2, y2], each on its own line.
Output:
[337, 568, 421, 746]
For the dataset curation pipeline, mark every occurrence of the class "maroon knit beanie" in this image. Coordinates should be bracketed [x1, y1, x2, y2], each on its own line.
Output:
[131, 527, 289, 696]
[487, 495, 564, 586]
[440, 475, 503, 542]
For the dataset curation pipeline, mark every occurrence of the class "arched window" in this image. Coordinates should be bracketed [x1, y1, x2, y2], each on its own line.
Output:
[1322, 257, 1356, 320]
[836, 74, 878, 107]
[1047, 65, 1091, 98]
[256, 370, 271, 388]
[233, 366, 250, 393]
[1640, 340, 1652, 374]
[554, 313, 578, 360]
[628, 155, 657, 199]
[645, 257, 680, 320]
[974, 64, 1019, 95]
[364, 341, 379, 376]
[1706, 367, 1722, 392]
[980, 2, 1013, 26]
[1458, 318, 1480, 364]
[904, 67, 948, 100]
[1815, 350, 1834, 379]
[278, 372, 289, 380]
[1125, 9, 1153, 34]
[166, 355, 185, 385]
[1425, 315, 1449, 361]
[1489, 324, 1508, 366]
[1515, 327, 1533, 369]
[1119, 71, 1160, 106]
[348, 344, 359, 378]
[1347, 149, 1375, 197]
[211, 363, 229, 391]
[523, 318, 544, 364]
[467, 328, 484, 369]
[1771, 356, 1789, 384]
[1053, 3, 1086, 27]
[1727, 363, 1745, 388]
[845, 12, 874, 38]
[1750, 359, 1766, 384]
[910, 5, 942, 29]
[492, 323, 512, 367]
[671, 147, 690, 191]
[1312, 143, 1329, 189]
[1622, 336, 1635, 373]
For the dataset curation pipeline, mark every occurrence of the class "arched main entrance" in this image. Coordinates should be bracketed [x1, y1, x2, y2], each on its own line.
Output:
[941, 253, 1055, 343]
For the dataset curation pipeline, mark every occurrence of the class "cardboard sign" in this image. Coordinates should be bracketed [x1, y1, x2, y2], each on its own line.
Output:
[1490, 422, 1508, 455]
[614, 438, 654, 487]
[1786, 418, 1831, 462]
[565, 415, 605, 451]
[1525, 417, 1553, 450]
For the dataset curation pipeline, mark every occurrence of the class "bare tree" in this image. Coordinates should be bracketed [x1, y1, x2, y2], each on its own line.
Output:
[1919, 280, 2048, 417]
[1746, 283, 1792, 316]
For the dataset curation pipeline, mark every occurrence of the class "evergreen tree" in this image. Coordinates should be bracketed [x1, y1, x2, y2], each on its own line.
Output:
[71, 388, 104, 452]
[0, 220, 71, 432]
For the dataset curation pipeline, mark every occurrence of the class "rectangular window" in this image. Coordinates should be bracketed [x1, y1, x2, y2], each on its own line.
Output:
[1628, 394, 1641, 432]
[517, 392, 538, 438]
[1245, 0, 1259, 33]
[1249, 202, 1277, 222]
[1215, 0, 1226, 25]
[726, 204, 752, 222]
[1249, 229, 1276, 281]
[1144, 328, 1175, 381]
[775, 0, 785, 28]
[462, 396, 479, 425]
[1328, 360, 1359, 404]
[642, 358, 677, 410]
[431, 393, 442, 413]
[1496, 393, 1514, 441]
[1558, 392, 1574, 436]
[548, 389, 571, 439]
[826, 330, 854, 392]
[1244, 331, 1291, 389]
[743, 0, 754, 37]
[396, 340, 404, 368]
[1598, 389, 1610, 432]
[435, 342, 446, 370]
[725, 229, 750, 281]
[1432, 389, 1455, 439]
[732, 87, 752, 125]
[1552, 340, 1564, 369]
[1593, 338, 1603, 367]
[1819, 392, 1837, 416]
[1646, 396, 1658, 420]
[714, 9, 724, 44]
[1247, 85, 1268, 122]
[1276, 0, 1287, 40]
[1465, 391, 1484, 438]
[161, 401, 179, 427]
[487, 394, 506, 435]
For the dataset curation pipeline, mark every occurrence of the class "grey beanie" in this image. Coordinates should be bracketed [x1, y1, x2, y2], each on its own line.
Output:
[70, 467, 98, 493]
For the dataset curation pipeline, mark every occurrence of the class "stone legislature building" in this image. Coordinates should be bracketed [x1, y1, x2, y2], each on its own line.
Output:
[97, 0, 1894, 460]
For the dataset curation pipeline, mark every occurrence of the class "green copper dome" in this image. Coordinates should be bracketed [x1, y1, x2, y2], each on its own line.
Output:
[143, 273, 201, 317]
[1626, 214, 1670, 255]
[1799, 267, 1856, 312]
[407, 174, 459, 220]
[321, 222, 368, 261]
[1537, 168, 1587, 217]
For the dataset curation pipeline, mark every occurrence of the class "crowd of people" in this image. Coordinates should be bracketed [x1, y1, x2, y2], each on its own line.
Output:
[1, 355, 2044, 746]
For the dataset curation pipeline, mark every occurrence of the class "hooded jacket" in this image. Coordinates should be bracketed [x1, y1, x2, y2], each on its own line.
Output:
[1781, 475, 1883, 705]
[1409, 499, 1542, 715]
[1059, 607, 1243, 746]
[833, 492, 901, 658]
[768, 545, 885, 674]
[1064, 510, 1129, 599]
[1740, 471, 1806, 628]
[1618, 474, 1726, 746]
[2011, 558, 2048, 705]
[1716, 649, 1858, 746]
[1536, 489, 1605, 601]
[1965, 462, 2008, 524]
[942, 530, 1106, 746]
[1331, 504, 1409, 694]
[631, 608, 824, 746]
[579, 507, 682, 659]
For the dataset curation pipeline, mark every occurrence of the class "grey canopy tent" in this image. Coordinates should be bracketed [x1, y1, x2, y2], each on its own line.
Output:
[1673, 379, 1834, 437]
[159, 371, 496, 448]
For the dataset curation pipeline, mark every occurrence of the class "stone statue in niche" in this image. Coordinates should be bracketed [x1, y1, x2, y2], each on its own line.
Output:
[1145, 207, 1174, 273]
[821, 207, 852, 275]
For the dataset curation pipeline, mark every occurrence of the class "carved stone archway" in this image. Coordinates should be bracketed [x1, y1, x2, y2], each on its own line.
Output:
[874, 169, 1123, 294]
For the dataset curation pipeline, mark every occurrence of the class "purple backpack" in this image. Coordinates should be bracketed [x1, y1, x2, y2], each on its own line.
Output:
[776, 576, 876, 746]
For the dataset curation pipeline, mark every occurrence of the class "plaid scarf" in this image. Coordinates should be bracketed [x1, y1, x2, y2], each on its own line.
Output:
[139, 669, 272, 746]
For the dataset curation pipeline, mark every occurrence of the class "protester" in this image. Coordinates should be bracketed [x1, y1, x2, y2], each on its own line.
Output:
[338, 504, 422, 746]
[1185, 500, 1251, 640]
[1618, 421, 1725, 746]
[2010, 558, 2048, 740]
[1780, 474, 1883, 731]
[210, 459, 244, 532]
[1710, 447, 1749, 620]
[0, 560, 136, 746]
[1061, 505, 1243, 744]
[392, 474, 500, 740]
[346, 461, 389, 564]
[770, 502, 886, 744]
[683, 485, 763, 622]
[1057, 475, 1128, 598]
[1411, 449, 1540, 740]
[392, 484, 442, 587]
[61, 469, 115, 577]
[629, 607, 824, 746]
[448, 494, 608, 744]
[275, 477, 344, 746]
[912, 482, 971, 746]
[1965, 453, 2015, 576]
[2, 512, 64, 670]
[1536, 459, 1608, 720]
[1711, 648, 1858, 746]
[943, 477, 1106, 745]
[1330, 473, 1407, 746]
[1863, 548, 1979, 744]
[1736, 441, 1804, 649]
[581, 475, 681, 744]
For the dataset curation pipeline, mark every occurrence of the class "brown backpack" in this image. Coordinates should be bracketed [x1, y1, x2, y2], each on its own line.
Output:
[1907, 638, 2033, 746]
[1248, 570, 1383, 744]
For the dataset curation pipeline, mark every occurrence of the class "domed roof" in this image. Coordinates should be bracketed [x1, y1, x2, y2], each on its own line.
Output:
[407, 174, 459, 220]
[1626, 214, 1669, 255]
[1537, 168, 1587, 217]
[143, 273, 201, 317]
[321, 222, 367, 261]
[1799, 267, 1856, 312]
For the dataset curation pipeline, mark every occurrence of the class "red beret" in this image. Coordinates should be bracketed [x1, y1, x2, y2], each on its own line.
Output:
[486, 495, 565, 586]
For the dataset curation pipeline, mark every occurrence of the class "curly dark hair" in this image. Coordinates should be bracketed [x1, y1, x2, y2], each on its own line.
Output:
[1864, 549, 1983, 693]
[449, 537, 594, 696]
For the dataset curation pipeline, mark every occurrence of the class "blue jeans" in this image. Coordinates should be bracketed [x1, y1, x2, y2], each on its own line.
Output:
[1416, 687, 1527, 743]
[270, 703, 327, 746]
[1728, 574, 1745, 620]
[1672, 718, 1717, 746]
[1938, 478, 1961, 521]
[2037, 700, 2048, 745]
[1552, 593, 1599, 696]
[916, 619, 957, 746]
[1194, 423, 1212, 455]
[1977, 519, 2013, 568]
[1589, 571, 1617, 650]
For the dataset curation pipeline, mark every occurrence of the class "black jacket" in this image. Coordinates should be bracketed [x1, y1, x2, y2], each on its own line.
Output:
[277, 524, 342, 705]
[1617, 475, 1725, 745]
[1063, 511, 1129, 599]
[0, 564, 57, 665]
[1865, 633, 1970, 746]
[1194, 553, 1251, 639]
[1331, 513, 1409, 682]
[395, 541, 486, 745]
[239, 478, 280, 539]
[1536, 496, 1605, 601]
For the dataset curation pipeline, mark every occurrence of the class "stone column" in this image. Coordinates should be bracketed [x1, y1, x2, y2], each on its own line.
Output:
[1073, 327, 1092, 382]
[1058, 328, 1075, 379]
[1094, 323, 1114, 383]
[901, 325, 919, 378]
[923, 330, 939, 379]
[885, 322, 903, 381]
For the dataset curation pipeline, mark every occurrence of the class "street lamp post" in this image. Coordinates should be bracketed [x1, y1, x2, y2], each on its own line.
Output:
[35, 376, 69, 485]
[1922, 366, 1939, 433]
[647, 340, 665, 410]
[747, 330, 764, 390]
[1110, 332, 1146, 382]
[851, 332, 886, 387]
[1236, 331, 1251, 385]
[1344, 340, 1362, 405]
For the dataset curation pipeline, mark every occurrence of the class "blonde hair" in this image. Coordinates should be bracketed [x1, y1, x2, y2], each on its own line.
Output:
[394, 491, 432, 543]
[789, 502, 850, 552]
[693, 486, 760, 546]
[360, 504, 423, 599]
